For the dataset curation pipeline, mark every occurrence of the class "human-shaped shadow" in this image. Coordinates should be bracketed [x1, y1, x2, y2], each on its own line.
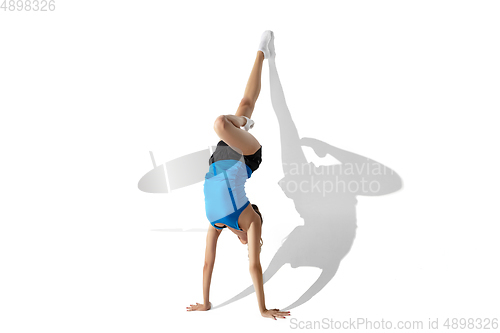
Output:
[212, 41, 403, 311]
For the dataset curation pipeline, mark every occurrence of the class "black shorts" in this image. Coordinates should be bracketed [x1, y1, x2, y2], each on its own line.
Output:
[209, 140, 262, 174]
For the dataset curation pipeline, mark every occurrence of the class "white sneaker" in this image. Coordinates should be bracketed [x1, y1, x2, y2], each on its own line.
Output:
[242, 116, 254, 131]
[258, 30, 274, 59]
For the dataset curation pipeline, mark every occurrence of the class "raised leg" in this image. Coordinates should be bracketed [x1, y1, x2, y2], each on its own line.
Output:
[236, 51, 265, 119]
[213, 51, 265, 155]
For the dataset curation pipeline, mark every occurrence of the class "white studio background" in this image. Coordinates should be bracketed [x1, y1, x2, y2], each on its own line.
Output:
[1, 1, 499, 332]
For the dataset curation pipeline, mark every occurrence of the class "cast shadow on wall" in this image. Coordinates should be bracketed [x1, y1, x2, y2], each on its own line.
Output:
[138, 55, 403, 311]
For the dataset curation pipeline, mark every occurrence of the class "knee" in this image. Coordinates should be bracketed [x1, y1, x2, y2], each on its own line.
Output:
[213, 115, 227, 134]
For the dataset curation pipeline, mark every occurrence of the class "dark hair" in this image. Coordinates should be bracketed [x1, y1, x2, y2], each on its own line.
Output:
[251, 204, 264, 248]
[251, 204, 263, 225]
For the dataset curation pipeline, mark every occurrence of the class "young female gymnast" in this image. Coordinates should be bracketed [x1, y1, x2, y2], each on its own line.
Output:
[186, 31, 291, 320]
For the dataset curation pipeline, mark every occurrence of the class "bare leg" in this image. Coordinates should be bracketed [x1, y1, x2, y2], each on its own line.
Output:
[236, 51, 265, 119]
[213, 51, 264, 155]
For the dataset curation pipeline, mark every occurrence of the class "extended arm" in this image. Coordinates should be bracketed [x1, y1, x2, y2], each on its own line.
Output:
[203, 226, 221, 306]
[187, 226, 221, 312]
[247, 219, 266, 314]
[247, 218, 290, 320]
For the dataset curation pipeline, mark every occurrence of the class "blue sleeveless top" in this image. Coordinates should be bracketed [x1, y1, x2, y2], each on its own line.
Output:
[203, 140, 262, 230]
